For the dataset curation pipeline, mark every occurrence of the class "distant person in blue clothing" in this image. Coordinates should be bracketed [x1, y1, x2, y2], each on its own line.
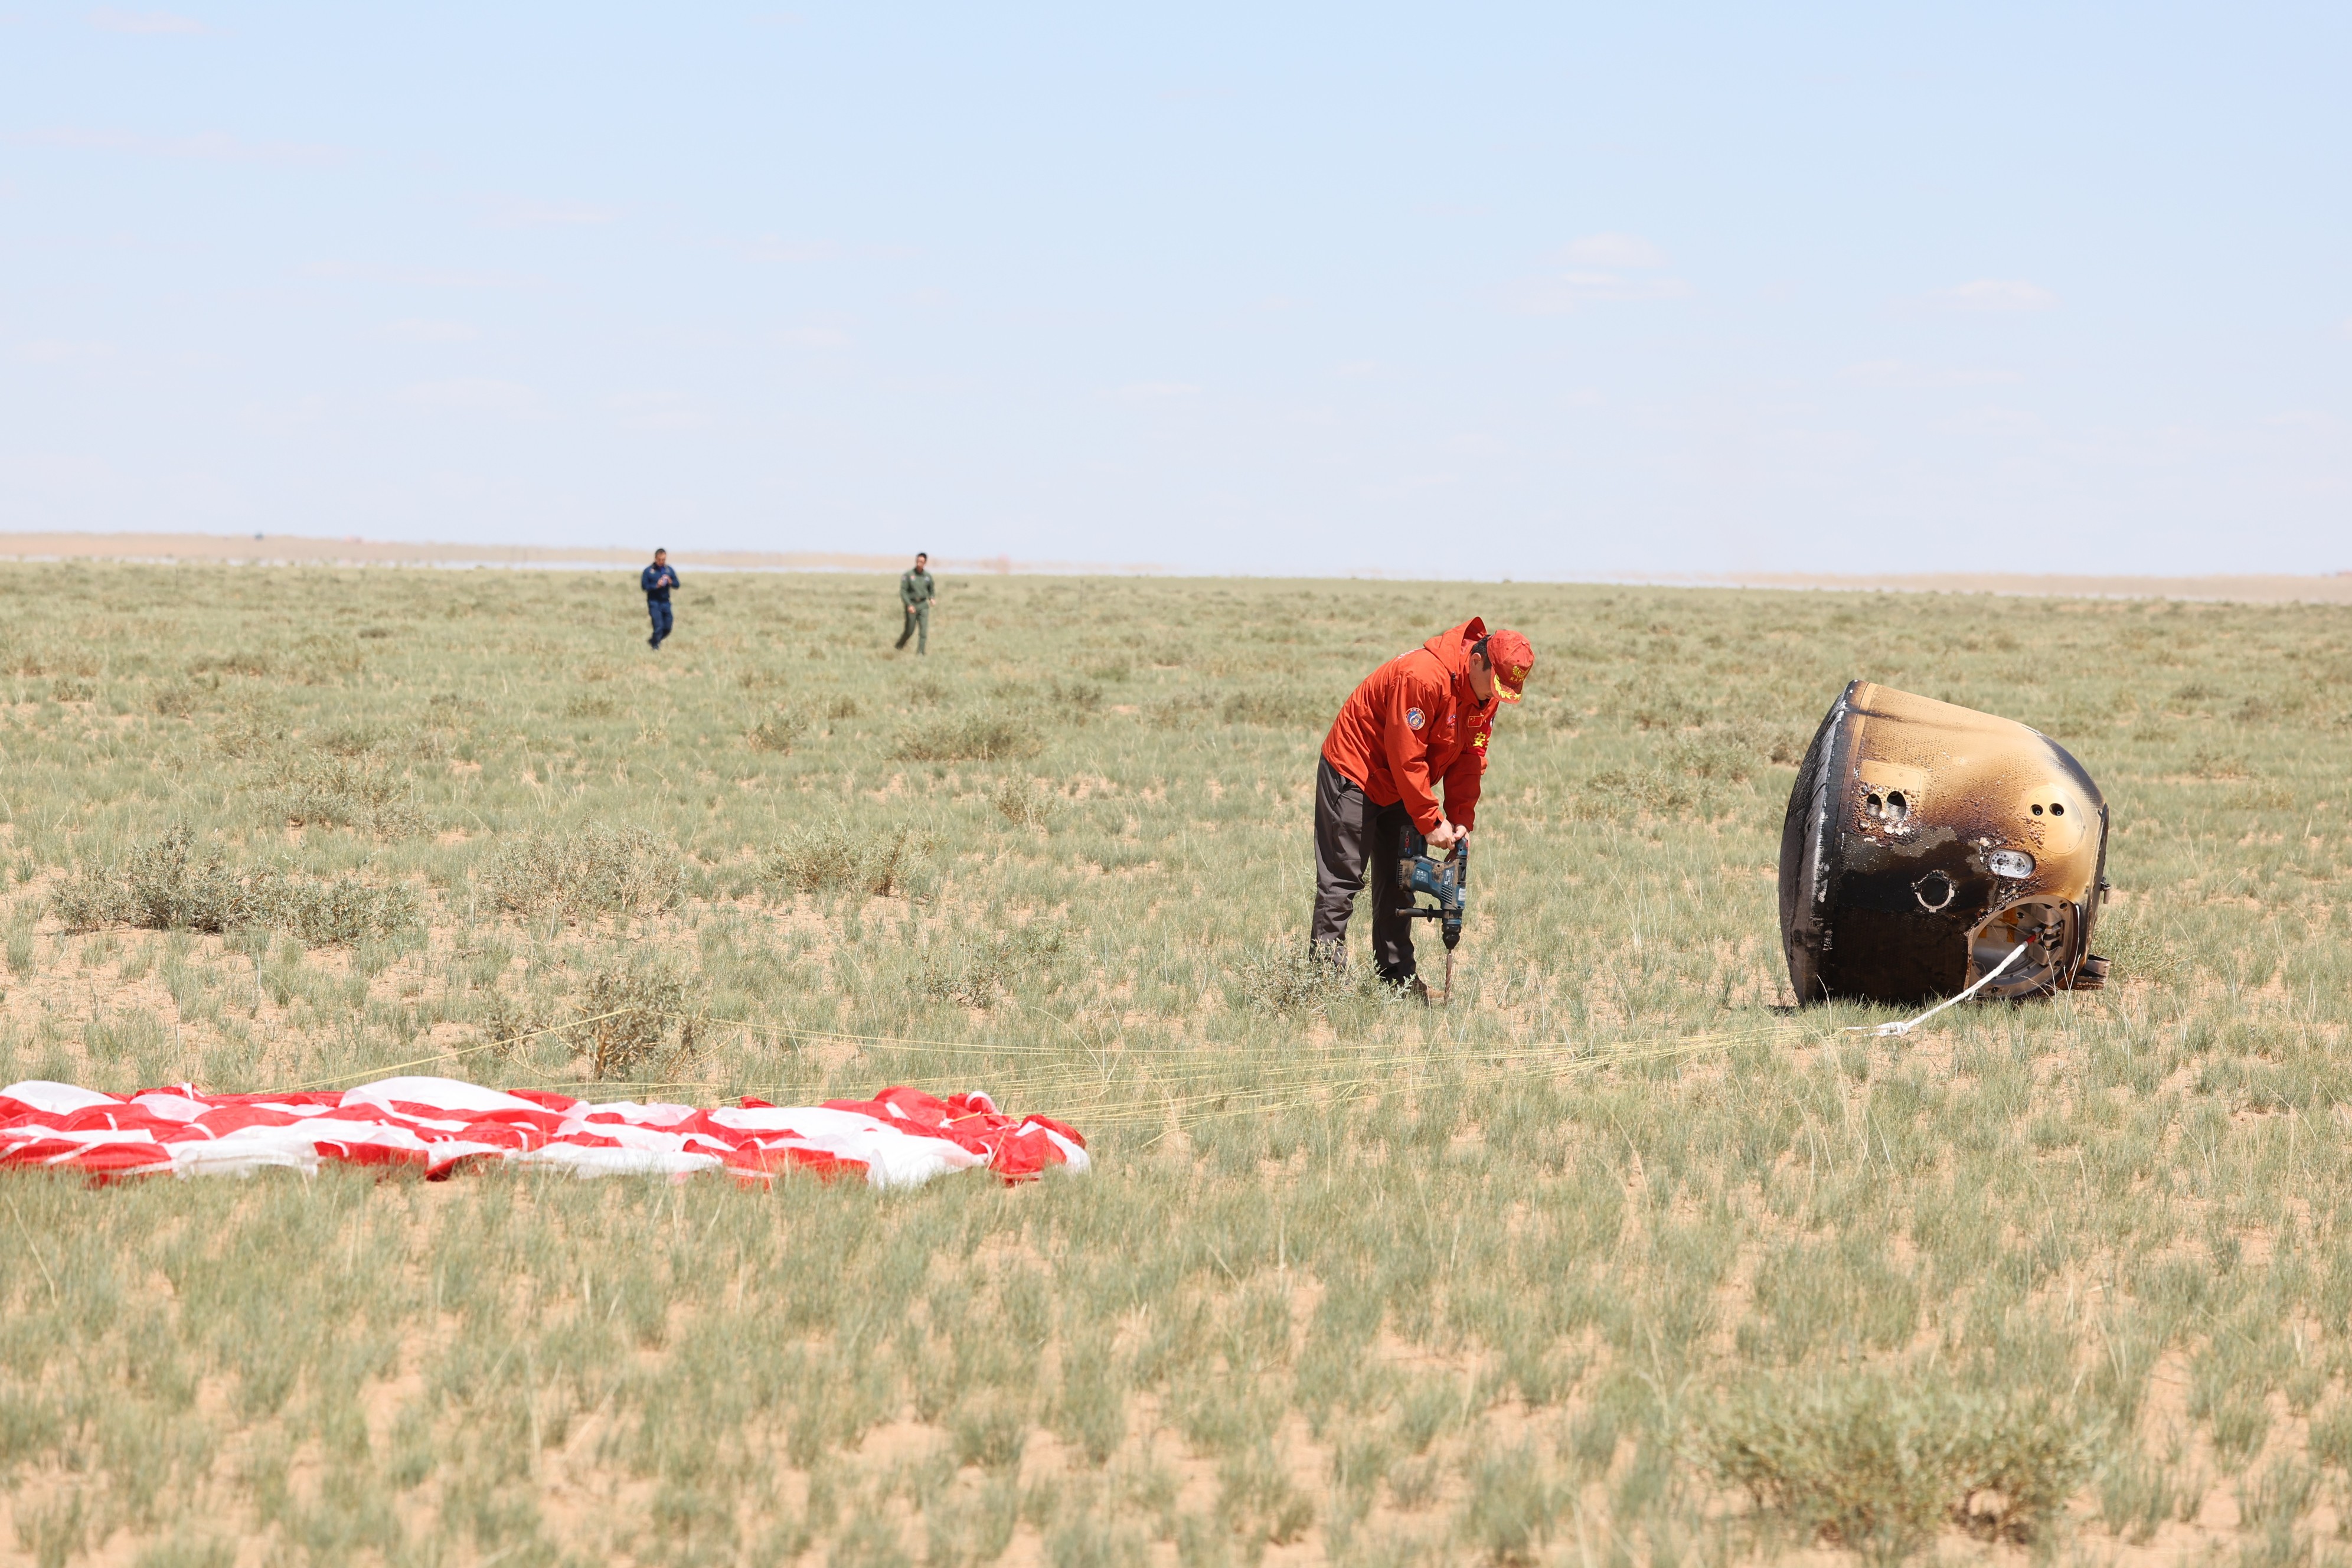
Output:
[641, 549, 680, 649]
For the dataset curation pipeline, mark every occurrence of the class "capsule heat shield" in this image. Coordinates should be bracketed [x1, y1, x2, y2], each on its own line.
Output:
[1777, 681, 2111, 1006]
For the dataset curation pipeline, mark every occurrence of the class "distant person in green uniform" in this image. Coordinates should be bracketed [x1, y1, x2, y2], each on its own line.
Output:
[896, 553, 936, 654]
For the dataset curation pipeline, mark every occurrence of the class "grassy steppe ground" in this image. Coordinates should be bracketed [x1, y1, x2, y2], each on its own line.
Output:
[1, 565, 2348, 1568]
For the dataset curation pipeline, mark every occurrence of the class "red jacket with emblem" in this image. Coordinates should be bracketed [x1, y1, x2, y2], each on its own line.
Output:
[1319, 618, 1494, 834]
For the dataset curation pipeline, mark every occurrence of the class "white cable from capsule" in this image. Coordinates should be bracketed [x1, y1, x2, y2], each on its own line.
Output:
[1847, 941, 2030, 1039]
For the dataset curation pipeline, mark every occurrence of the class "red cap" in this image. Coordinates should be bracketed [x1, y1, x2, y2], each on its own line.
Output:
[1484, 628, 1533, 703]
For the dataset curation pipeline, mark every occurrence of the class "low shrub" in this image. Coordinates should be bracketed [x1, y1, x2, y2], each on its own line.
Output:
[2086, 906, 2177, 990]
[2188, 746, 2249, 780]
[481, 824, 685, 922]
[256, 875, 421, 946]
[918, 922, 1067, 1008]
[1600, 671, 1708, 730]
[566, 957, 705, 1079]
[948, 1391, 1030, 1473]
[992, 776, 1056, 829]
[1225, 945, 1366, 1017]
[263, 751, 424, 838]
[747, 709, 803, 752]
[1458, 1444, 1557, 1565]
[765, 822, 923, 899]
[1573, 764, 1716, 818]
[1148, 694, 1216, 729]
[1662, 736, 1756, 783]
[1217, 1441, 1316, 1545]
[475, 988, 551, 1064]
[1220, 690, 1327, 729]
[1050, 679, 1103, 713]
[289, 634, 365, 684]
[53, 829, 417, 943]
[187, 651, 273, 678]
[205, 702, 283, 759]
[55, 829, 248, 933]
[310, 724, 391, 756]
[1701, 1373, 2092, 1561]
[151, 682, 205, 718]
[888, 710, 1041, 763]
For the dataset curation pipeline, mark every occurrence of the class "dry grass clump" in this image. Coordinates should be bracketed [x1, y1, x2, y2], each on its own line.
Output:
[260, 873, 424, 945]
[566, 957, 706, 1079]
[2085, 903, 2186, 990]
[1574, 763, 1700, 818]
[51, 828, 418, 943]
[917, 922, 1067, 1008]
[1050, 678, 1104, 713]
[764, 821, 923, 898]
[1703, 1374, 2093, 1562]
[992, 775, 1056, 829]
[479, 824, 684, 921]
[746, 708, 803, 752]
[1574, 721, 1809, 818]
[1227, 945, 1360, 1016]
[2188, 744, 2250, 779]
[187, 649, 273, 678]
[54, 828, 247, 934]
[473, 987, 553, 1063]
[262, 750, 424, 837]
[1220, 688, 1328, 728]
[477, 956, 707, 1077]
[1148, 692, 1216, 729]
[150, 681, 206, 717]
[889, 710, 1041, 762]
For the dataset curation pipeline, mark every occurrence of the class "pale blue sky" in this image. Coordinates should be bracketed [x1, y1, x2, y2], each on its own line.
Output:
[2, 4, 2346, 574]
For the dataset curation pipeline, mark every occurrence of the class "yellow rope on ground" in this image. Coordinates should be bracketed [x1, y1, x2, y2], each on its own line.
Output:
[279, 997, 1828, 1123]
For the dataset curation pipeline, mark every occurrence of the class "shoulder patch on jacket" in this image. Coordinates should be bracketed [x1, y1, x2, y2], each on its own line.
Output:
[1405, 707, 1425, 731]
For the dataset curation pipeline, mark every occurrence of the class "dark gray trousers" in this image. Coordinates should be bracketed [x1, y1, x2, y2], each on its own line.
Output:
[1310, 756, 1417, 979]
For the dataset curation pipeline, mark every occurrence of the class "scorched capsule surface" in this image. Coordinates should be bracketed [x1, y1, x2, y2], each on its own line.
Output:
[1777, 681, 2111, 1006]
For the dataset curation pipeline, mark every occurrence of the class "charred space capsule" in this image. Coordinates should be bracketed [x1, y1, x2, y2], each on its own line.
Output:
[1777, 681, 2112, 1006]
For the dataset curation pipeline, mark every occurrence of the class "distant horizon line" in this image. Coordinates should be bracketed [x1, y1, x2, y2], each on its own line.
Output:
[0, 530, 2347, 604]
[0, 530, 1169, 576]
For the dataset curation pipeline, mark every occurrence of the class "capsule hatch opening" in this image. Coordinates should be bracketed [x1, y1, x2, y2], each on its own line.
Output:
[1968, 899, 2078, 999]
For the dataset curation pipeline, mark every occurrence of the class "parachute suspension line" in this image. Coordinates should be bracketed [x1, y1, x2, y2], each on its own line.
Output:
[1843, 942, 2028, 1040]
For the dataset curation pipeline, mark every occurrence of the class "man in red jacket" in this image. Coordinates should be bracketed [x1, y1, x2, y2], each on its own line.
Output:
[1311, 618, 1534, 994]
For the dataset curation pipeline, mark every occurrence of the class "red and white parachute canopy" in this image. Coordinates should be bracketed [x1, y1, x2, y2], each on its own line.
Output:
[0, 1077, 1088, 1188]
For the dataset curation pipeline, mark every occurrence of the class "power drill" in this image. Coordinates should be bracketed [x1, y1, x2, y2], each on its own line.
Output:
[1396, 829, 1468, 1002]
